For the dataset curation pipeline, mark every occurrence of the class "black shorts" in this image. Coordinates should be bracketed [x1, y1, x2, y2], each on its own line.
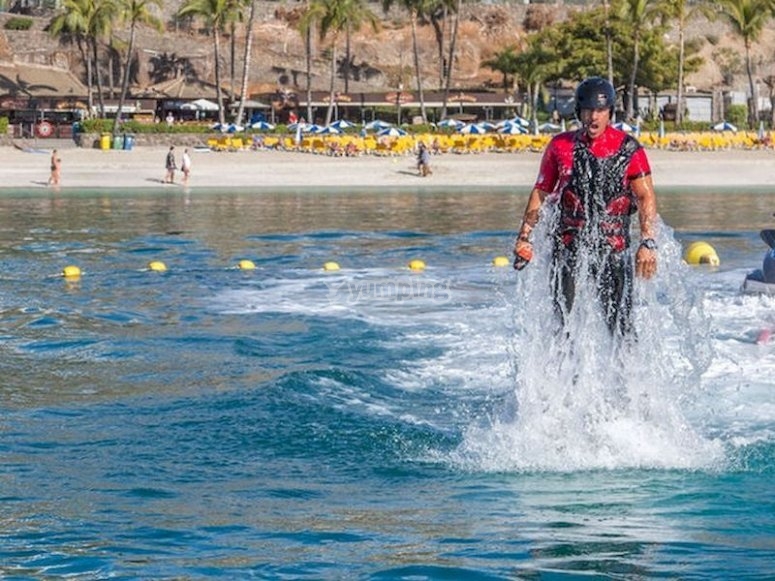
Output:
[551, 241, 634, 336]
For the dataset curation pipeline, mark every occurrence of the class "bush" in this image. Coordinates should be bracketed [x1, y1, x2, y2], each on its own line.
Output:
[0, 117, 8, 134]
[726, 104, 748, 129]
[4, 17, 33, 31]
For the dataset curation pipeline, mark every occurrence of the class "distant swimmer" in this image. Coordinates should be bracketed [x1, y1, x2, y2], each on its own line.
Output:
[513, 76, 659, 336]
[48, 149, 61, 187]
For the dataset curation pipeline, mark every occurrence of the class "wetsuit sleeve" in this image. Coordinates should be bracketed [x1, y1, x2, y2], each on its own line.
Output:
[534, 139, 560, 192]
[626, 146, 651, 181]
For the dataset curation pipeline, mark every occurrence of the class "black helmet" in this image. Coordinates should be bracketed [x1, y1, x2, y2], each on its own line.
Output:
[574, 77, 616, 119]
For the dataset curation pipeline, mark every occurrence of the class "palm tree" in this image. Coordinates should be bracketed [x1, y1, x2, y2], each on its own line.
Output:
[178, 0, 234, 125]
[382, 0, 434, 123]
[439, 0, 461, 120]
[716, 0, 775, 127]
[619, 0, 661, 120]
[657, 0, 714, 126]
[482, 45, 520, 91]
[234, 0, 256, 126]
[514, 32, 561, 131]
[112, 0, 163, 135]
[425, 0, 456, 90]
[300, 2, 323, 123]
[49, 0, 116, 118]
[309, 0, 378, 125]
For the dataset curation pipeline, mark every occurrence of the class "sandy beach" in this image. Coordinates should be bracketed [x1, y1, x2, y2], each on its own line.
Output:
[3, 144, 775, 190]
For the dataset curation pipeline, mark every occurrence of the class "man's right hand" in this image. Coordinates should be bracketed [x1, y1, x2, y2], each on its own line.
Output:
[513, 241, 533, 270]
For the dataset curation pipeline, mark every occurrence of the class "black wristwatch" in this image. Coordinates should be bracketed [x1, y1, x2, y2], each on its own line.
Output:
[639, 238, 657, 250]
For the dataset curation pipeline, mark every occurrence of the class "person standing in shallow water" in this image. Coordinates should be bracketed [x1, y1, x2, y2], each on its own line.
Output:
[181, 148, 191, 185]
[164, 146, 177, 184]
[513, 76, 658, 336]
[48, 149, 61, 186]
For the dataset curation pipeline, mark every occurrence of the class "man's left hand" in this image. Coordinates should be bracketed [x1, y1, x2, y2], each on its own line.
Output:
[635, 246, 657, 279]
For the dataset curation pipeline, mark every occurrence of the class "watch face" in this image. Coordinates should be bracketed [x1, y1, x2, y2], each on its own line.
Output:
[641, 239, 657, 250]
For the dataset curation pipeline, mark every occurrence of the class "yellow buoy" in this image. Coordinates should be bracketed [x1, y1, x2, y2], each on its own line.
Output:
[492, 256, 510, 268]
[408, 259, 426, 272]
[323, 261, 340, 272]
[684, 241, 720, 266]
[62, 265, 81, 279]
[148, 260, 168, 272]
[238, 260, 256, 270]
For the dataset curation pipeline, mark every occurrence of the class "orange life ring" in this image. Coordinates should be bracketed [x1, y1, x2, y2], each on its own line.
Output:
[36, 121, 54, 138]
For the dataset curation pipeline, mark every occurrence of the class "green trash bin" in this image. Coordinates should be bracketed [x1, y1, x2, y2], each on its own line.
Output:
[112, 134, 124, 150]
[100, 133, 111, 150]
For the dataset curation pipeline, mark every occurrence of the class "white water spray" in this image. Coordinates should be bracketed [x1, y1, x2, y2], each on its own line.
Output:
[457, 206, 725, 472]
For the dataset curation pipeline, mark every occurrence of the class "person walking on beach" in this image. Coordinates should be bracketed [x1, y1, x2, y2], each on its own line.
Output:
[164, 146, 177, 184]
[48, 149, 61, 186]
[513, 76, 658, 337]
[181, 148, 191, 185]
[417, 142, 432, 177]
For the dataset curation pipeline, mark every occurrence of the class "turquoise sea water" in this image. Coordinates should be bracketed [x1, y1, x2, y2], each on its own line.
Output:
[1, 187, 774, 579]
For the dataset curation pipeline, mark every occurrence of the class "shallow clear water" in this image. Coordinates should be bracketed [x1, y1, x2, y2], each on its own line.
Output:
[1, 187, 774, 579]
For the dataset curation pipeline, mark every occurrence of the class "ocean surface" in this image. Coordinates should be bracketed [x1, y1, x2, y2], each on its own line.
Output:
[1, 186, 774, 580]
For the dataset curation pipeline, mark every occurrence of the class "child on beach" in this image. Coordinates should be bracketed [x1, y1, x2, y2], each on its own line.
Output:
[417, 142, 432, 177]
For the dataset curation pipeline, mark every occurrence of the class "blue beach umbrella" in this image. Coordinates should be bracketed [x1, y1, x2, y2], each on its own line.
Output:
[537, 122, 562, 133]
[458, 123, 487, 134]
[212, 122, 244, 133]
[376, 127, 407, 137]
[497, 122, 528, 135]
[613, 121, 636, 132]
[499, 115, 530, 128]
[437, 118, 463, 129]
[251, 120, 275, 131]
[365, 119, 393, 131]
[712, 121, 737, 132]
[317, 125, 343, 135]
[330, 119, 355, 130]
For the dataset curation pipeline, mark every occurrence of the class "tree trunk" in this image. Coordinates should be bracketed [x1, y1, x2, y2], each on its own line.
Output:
[410, 11, 426, 124]
[604, 0, 613, 90]
[441, 0, 461, 120]
[430, 10, 446, 90]
[92, 38, 106, 118]
[214, 29, 226, 126]
[745, 42, 757, 127]
[113, 22, 136, 135]
[305, 25, 313, 123]
[676, 21, 685, 126]
[627, 34, 640, 120]
[236, 0, 256, 126]
[230, 22, 236, 98]
[78, 36, 94, 119]
[344, 26, 350, 94]
[325, 37, 337, 125]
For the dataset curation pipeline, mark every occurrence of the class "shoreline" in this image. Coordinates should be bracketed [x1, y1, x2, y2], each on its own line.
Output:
[2, 146, 775, 191]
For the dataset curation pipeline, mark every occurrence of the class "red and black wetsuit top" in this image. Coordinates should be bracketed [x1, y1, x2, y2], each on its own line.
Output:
[534, 126, 651, 252]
